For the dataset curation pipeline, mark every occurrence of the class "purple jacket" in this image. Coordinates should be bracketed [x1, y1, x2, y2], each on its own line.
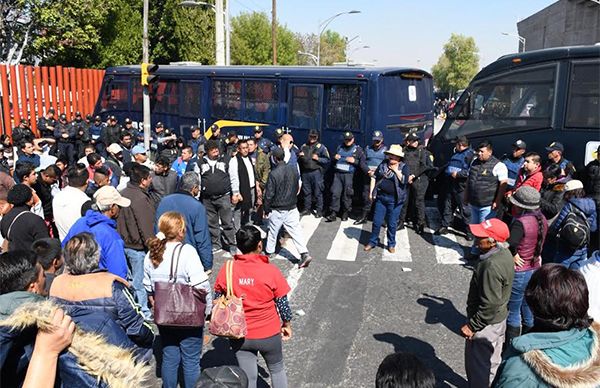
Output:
[514, 210, 548, 271]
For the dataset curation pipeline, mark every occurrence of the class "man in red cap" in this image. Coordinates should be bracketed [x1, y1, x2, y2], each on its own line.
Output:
[461, 218, 514, 387]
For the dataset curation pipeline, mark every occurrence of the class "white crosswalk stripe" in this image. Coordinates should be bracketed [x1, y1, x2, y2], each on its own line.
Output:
[381, 227, 412, 262]
[270, 207, 469, 264]
[425, 207, 467, 265]
[326, 219, 363, 261]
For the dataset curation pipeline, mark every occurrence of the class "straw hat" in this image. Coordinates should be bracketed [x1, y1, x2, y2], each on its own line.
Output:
[384, 144, 404, 158]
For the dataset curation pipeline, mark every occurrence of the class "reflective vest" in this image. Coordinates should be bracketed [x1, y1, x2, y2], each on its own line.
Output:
[365, 145, 387, 170]
[336, 144, 358, 173]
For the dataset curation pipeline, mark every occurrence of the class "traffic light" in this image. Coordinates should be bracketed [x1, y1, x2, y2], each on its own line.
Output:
[141, 63, 159, 86]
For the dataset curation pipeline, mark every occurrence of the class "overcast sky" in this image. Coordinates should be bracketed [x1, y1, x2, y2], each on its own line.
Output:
[228, 0, 557, 70]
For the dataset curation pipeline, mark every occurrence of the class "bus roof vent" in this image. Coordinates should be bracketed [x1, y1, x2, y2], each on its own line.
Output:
[169, 61, 204, 66]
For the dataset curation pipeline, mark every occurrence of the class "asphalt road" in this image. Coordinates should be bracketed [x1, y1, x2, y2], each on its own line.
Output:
[198, 204, 473, 388]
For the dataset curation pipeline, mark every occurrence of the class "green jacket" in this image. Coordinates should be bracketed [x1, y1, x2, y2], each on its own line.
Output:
[494, 322, 600, 387]
[466, 246, 514, 331]
[255, 148, 271, 188]
[0, 291, 45, 320]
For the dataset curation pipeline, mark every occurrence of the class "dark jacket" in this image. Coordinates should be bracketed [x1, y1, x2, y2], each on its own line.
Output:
[151, 169, 178, 199]
[116, 182, 156, 250]
[200, 156, 231, 198]
[540, 181, 565, 221]
[32, 176, 54, 221]
[551, 197, 598, 236]
[0, 299, 149, 388]
[0, 206, 49, 251]
[466, 246, 514, 331]
[583, 159, 600, 203]
[156, 191, 213, 270]
[49, 272, 154, 349]
[373, 161, 410, 204]
[264, 161, 299, 214]
[62, 210, 128, 279]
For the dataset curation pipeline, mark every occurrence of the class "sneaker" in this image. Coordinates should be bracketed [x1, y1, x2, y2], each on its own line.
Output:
[397, 222, 405, 230]
[325, 214, 336, 222]
[205, 269, 213, 276]
[387, 247, 396, 253]
[314, 211, 323, 219]
[300, 209, 311, 217]
[434, 227, 449, 235]
[415, 224, 425, 235]
[212, 247, 223, 254]
[353, 216, 367, 225]
[298, 253, 313, 268]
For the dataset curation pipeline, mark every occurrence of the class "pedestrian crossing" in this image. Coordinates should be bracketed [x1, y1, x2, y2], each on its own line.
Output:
[271, 206, 470, 265]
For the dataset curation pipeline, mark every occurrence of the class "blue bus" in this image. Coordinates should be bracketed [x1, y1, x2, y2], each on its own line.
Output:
[94, 65, 434, 152]
[429, 45, 600, 171]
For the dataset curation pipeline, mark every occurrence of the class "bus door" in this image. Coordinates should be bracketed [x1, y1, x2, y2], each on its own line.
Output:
[179, 80, 204, 138]
[287, 83, 323, 145]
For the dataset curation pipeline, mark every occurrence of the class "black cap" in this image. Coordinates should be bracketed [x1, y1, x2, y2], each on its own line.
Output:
[513, 139, 527, 149]
[227, 130, 237, 138]
[545, 142, 564, 153]
[86, 114, 92, 120]
[48, 108, 55, 114]
[108, 115, 117, 121]
[275, 128, 285, 138]
[308, 129, 319, 137]
[59, 113, 67, 120]
[253, 126, 263, 133]
[372, 131, 383, 141]
[405, 132, 419, 142]
[20, 118, 29, 124]
[94, 115, 101, 121]
[75, 111, 82, 117]
[124, 118, 132, 124]
[343, 131, 354, 140]
[155, 122, 164, 128]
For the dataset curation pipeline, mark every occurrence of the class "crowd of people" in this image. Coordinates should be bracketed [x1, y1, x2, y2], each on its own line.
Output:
[0, 110, 599, 387]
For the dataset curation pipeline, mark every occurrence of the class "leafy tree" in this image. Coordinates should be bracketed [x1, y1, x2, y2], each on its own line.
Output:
[95, 0, 143, 68]
[296, 30, 346, 66]
[432, 33, 479, 93]
[230, 11, 300, 65]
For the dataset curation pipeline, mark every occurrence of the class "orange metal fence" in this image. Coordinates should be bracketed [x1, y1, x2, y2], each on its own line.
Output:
[0, 64, 105, 137]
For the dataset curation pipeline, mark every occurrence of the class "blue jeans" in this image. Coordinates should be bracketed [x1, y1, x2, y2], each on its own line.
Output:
[368, 194, 403, 248]
[159, 326, 203, 388]
[470, 205, 496, 254]
[124, 248, 150, 319]
[507, 269, 535, 328]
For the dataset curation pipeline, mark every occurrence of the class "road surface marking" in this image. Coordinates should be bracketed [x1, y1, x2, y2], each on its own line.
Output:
[382, 227, 412, 262]
[326, 219, 362, 261]
[425, 207, 466, 264]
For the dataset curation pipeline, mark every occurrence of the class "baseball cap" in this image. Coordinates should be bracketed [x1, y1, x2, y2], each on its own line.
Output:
[108, 115, 117, 121]
[94, 115, 101, 121]
[545, 142, 564, 153]
[59, 114, 67, 120]
[343, 131, 354, 140]
[75, 111, 82, 117]
[308, 129, 319, 137]
[48, 108, 55, 114]
[253, 126, 263, 133]
[93, 186, 131, 208]
[405, 132, 419, 142]
[469, 218, 510, 242]
[131, 144, 146, 155]
[564, 179, 583, 192]
[107, 143, 123, 154]
[275, 128, 285, 138]
[124, 118, 132, 124]
[513, 139, 526, 149]
[372, 131, 383, 141]
[155, 122, 164, 128]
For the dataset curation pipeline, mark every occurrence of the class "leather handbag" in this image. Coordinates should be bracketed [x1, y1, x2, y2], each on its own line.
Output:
[209, 260, 247, 339]
[154, 243, 207, 327]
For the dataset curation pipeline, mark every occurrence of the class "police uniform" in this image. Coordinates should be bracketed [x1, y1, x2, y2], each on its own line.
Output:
[12, 120, 34, 145]
[501, 140, 527, 190]
[437, 137, 474, 235]
[544, 141, 576, 180]
[356, 131, 388, 225]
[326, 132, 367, 222]
[399, 133, 434, 233]
[254, 126, 274, 154]
[299, 129, 330, 217]
[37, 109, 56, 138]
[54, 115, 76, 164]
[72, 112, 90, 158]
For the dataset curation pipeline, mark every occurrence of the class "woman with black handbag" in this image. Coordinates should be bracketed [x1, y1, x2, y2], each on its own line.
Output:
[143, 211, 212, 388]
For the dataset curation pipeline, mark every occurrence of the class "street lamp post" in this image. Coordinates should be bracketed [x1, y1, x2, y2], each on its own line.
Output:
[501, 32, 526, 52]
[316, 10, 360, 66]
[298, 51, 318, 65]
[142, 0, 151, 151]
[181, 0, 230, 65]
[347, 45, 369, 66]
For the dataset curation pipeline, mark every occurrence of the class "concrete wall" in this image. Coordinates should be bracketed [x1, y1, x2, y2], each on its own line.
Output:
[517, 0, 600, 51]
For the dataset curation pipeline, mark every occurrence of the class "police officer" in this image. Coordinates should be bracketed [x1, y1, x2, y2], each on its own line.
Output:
[399, 132, 434, 234]
[37, 108, 56, 138]
[355, 130, 388, 225]
[326, 131, 367, 222]
[12, 119, 34, 145]
[545, 141, 576, 180]
[71, 112, 90, 158]
[502, 139, 526, 190]
[253, 126, 273, 154]
[89, 115, 105, 155]
[54, 113, 76, 164]
[299, 129, 330, 218]
[436, 135, 474, 238]
[100, 115, 121, 152]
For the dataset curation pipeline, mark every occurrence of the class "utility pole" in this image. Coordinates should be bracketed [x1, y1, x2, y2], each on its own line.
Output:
[142, 0, 151, 151]
[215, 0, 225, 65]
[272, 0, 277, 65]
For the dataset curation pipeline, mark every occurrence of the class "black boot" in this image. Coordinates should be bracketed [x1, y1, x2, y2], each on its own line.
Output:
[522, 325, 533, 334]
[340, 212, 349, 221]
[353, 212, 368, 225]
[504, 325, 521, 354]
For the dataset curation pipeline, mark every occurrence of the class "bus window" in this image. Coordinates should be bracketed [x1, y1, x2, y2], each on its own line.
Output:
[99, 81, 129, 112]
[326, 84, 361, 131]
[153, 81, 179, 114]
[445, 66, 556, 139]
[289, 85, 321, 130]
[566, 62, 600, 129]
[244, 80, 278, 123]
[212, 80, 242, 120]
[381, 75, 432, 116]
[180, 81, 203, 118]
[131, 81, 143, 112]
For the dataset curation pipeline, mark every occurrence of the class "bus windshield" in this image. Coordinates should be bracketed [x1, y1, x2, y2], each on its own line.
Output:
[443, 65, 556, 140]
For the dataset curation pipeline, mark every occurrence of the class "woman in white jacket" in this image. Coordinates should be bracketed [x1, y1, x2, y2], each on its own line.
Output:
[143, 211, 212, 388]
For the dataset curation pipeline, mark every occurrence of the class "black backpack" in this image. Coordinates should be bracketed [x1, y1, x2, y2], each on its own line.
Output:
[558, 203, 590, 249]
